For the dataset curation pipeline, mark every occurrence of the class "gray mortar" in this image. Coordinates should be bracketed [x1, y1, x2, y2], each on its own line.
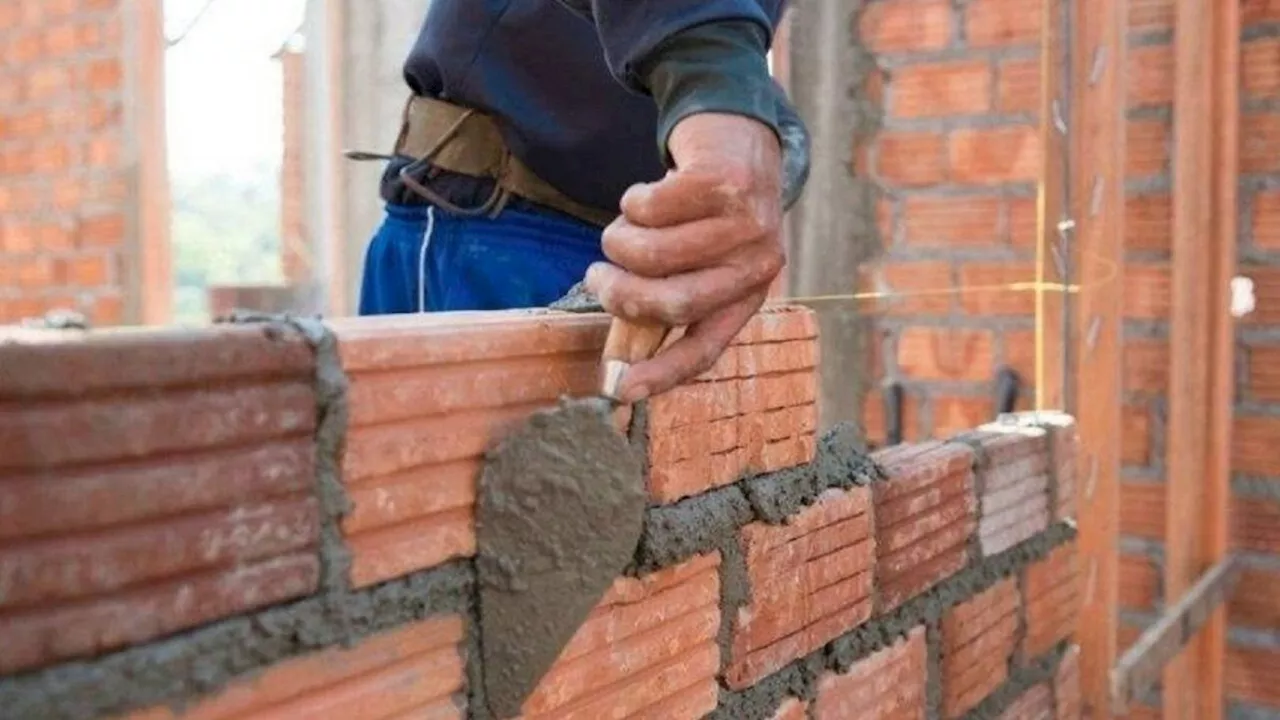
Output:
[0, 562, 472, 720]
[744, 423, 885, 524]
[1228, 701, 1280, 720]
[217, 312, 354, 596]
[635, 484, 754, 572]
[959, 642, 1069, 720]
[707, 656, 824, 720]
[925, 619, 944, 720]
[947, 434, 990, 563]
[715, 537, 752, 680]
[547, 280, 605, 313]
[475, 397, 647, 719]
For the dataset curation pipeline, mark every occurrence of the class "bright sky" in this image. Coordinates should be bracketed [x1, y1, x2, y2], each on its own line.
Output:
[164, 0, 307, 180]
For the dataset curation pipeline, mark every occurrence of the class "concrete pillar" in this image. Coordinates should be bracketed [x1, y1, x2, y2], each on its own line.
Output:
[783, 0, 882, 430]
[302, 0, 431, 317]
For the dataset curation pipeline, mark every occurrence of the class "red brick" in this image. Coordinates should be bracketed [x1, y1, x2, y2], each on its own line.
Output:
[1126, 119, 1170, 178]
[1126, 193, 1171, 252]
[997, 57, 1040, 114]
[897, 327, 996, 382]
[1055, 645, 1082, 720]
[876, 131, 949, 186]
[1233, 415, 1280, 477]
[124, 616, 467, 720]
[0, 326, 321, 674]
[1243, 38, 1280, 99]
[1127, 44, 1174, 108]
[873, 443, 977, 609]
[998, 684, 1053, 720]
[521, 554, 721, 718]
[1024, 541, 1080, 657]
[950, 125, 1040, 184]
[1123, 264, 1172, 319]
[861, 261, 955, 317]
[966, 0, 1041, 47]
[1130, 0, 1174, 28]
[1123, 338, 1169, 394]
[1118, 553, 1159, 611]
[932, 396, 995, 438]
[332, 312, 619, 587]
[890, 61, 992, 118]
[1121, 403, 1152, 466]
[862, 388, 924, 446]
[1226, 645, 1280, 708]
[815, 627, 928, 719]
[1008, 196, 1037, 246]
[958, 262, 1037, 316]
[859, 0, 953, 53]
[726, 488, 875, 689]
[772, 697, 810, 720]
[1243, 113, 1280, 174]
[1120, 481, 1165, 541]
[1244, 0, 1280, 23]
[1243, 267, 1280, 326]
[1233, 494, 1280, 554]
[902, 195, 1001, 247]
[1230, 565, 1280, 630]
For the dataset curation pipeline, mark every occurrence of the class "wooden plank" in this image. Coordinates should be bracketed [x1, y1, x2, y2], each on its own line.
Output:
[1069, 0, 1127, 717]
[1035, 0, 1068, 411]
[127, 0, 172, 325]
[1111, 558, 1242, 715]
[1198, 0, 1240, 716]
[1166, 0, 1215, 715]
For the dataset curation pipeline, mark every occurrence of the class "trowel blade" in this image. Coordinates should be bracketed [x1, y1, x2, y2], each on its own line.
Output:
[475, 396, 647, 719]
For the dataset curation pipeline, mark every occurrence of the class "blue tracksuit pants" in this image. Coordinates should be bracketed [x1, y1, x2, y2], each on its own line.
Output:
[358, 203, 606, 314]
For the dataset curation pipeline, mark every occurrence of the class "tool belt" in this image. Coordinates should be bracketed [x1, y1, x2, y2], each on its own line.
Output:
[382, 95, 618, 228]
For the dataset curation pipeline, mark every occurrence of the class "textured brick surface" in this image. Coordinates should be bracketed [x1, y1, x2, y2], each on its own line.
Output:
[1226, 645, 1280, 709]
[1024, 543, 1080, 658]
[648, 307, 819, 504]
[998, 683, 1053, 720]
[726, 488, 874, 689]
[772, 697, 809, 720]
[872, 442, 976, 610]
[1056, 645, 1081, 720]
[0, 0, 158, 326]
[813, 627, 928, 719]
[959, 423, 1052, 557]
[518, 554, 722, 719]
[0, 326, 321, 674]
[331, 311, 609, 588]
[123, 616, 467, 720]
[941, 579, 1020, 718]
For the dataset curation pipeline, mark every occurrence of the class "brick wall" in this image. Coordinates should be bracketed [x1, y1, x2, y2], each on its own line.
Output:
[854, 1, 1280, 715]
[0, 0, 168, 327]
[0, 305, 1082, 720]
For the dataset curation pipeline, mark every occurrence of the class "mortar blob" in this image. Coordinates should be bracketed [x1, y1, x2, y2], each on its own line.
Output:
[476, 396, 646, 718]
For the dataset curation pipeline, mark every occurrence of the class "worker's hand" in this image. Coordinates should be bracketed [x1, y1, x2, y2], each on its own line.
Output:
[584, 112, 784, 403]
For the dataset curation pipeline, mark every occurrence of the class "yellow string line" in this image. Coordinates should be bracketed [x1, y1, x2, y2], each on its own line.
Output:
[774, 248, 1120, 306]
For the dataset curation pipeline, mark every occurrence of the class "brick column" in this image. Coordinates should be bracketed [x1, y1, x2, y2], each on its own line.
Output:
[0, 0, 170, 327]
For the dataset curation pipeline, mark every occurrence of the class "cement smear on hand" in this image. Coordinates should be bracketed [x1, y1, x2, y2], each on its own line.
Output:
[475, 397, 646, 718]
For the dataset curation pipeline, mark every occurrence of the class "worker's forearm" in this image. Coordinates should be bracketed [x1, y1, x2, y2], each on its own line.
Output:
[638, 20, 811, 209]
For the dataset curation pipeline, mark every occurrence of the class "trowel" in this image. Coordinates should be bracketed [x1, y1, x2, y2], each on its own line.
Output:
[474, 315, 670, 719]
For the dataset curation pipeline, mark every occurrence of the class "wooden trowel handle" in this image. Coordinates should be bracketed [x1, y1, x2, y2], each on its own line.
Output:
[599, 318, 670, 401]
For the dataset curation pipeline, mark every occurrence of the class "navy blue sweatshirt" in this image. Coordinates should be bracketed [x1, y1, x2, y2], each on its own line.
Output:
[384, 0, 805, 217]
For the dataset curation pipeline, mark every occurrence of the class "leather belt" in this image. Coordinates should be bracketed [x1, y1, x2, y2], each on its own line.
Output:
[386, 95, 618, 228]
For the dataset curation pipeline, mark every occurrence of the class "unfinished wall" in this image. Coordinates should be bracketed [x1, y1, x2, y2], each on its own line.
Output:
[853, 1, 1280, 715]
[0, 305, 1081, 720]
[0, 0, 169, 327]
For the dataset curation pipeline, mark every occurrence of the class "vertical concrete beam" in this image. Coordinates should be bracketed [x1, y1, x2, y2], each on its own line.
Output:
[783, 0, 881, 430]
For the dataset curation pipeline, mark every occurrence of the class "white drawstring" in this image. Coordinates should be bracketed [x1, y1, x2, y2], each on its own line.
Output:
[417, 206, 436, 313]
